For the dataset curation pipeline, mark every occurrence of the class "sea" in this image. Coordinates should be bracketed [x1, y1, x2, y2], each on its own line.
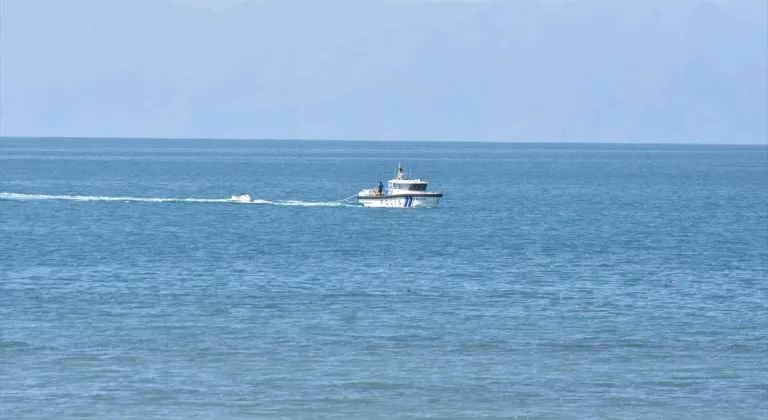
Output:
[1, 137, 766, 420]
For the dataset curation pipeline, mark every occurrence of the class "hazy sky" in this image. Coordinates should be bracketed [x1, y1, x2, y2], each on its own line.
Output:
[1, 0, 766, 143]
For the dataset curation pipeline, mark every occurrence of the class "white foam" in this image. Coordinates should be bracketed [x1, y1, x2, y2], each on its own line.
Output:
[0, 192, 358, 208]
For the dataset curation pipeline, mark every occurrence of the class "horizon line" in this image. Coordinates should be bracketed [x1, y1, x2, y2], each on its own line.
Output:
[0, 135, 766, 147]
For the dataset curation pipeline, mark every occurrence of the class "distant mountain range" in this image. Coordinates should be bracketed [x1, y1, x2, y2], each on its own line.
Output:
[2, 0, 766, 143]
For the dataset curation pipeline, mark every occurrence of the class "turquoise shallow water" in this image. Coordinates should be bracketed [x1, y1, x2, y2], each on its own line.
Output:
[1, 138, 767, 419]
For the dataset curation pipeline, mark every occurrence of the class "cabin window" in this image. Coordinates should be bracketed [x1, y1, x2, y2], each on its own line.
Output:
[391, 183, 426, 191]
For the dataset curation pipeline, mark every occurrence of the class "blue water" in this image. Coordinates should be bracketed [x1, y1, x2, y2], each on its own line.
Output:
[1, 138, 767, 419]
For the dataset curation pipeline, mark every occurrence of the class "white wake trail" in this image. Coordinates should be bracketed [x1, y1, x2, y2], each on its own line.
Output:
[0, 192, 358, 207]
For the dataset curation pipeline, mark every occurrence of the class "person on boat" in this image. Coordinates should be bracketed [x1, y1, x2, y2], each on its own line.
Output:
[377, 182, 383, 195]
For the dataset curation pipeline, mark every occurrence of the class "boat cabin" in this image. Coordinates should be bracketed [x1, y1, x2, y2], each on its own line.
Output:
[387, 180, 427, 193]
[386, 163, 429, 194]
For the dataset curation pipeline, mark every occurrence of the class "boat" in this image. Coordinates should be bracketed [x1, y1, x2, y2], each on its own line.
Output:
[357, 163, 443, 208]
[229, 193, 252, 203]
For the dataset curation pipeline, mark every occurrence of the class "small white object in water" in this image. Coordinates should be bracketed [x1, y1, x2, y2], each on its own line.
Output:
[229, 194, 252, 203]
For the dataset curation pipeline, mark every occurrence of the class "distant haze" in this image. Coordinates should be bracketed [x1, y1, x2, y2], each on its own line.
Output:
[2, 0, 766, 143]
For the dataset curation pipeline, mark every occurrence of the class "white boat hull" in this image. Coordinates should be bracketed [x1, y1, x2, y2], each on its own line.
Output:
[357, 195, 441, 208]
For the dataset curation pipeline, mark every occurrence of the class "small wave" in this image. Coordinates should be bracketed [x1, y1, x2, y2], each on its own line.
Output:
[0, 339, 34, 349]
[0, 192, 358, 208]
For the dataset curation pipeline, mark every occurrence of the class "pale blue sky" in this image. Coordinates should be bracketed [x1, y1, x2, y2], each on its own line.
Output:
[1, 0, 766, 143]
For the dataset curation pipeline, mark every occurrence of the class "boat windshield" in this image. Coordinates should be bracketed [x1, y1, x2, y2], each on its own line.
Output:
[391, 183, 427, 191]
